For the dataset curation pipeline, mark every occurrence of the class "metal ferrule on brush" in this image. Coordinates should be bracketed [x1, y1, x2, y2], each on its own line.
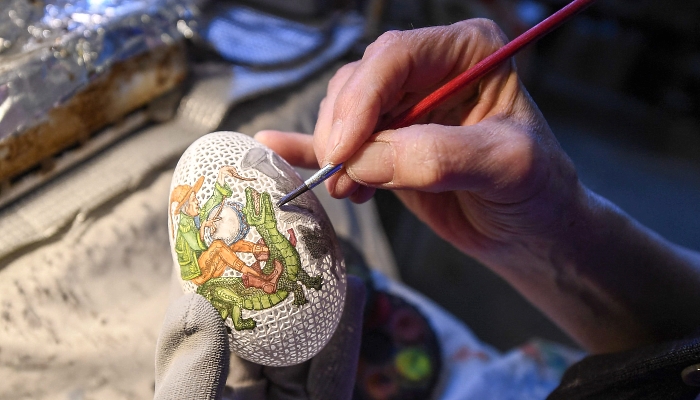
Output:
[276, 164, 342, 207]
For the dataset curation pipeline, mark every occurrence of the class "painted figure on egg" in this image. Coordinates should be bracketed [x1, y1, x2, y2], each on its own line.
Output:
[169, 164, 322, 331]
[170, 166, 279, 290]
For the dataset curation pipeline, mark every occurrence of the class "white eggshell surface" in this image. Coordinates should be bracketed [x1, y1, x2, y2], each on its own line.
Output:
[168, 131, 346, 366]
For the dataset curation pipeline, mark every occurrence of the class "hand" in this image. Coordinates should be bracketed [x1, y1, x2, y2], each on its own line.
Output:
[155, 276, 366, 400]
[258, 19, 700, 354]
[256, 19, 581, 269]
[202, 218, 220, 233]
[154, 291, 229, 400]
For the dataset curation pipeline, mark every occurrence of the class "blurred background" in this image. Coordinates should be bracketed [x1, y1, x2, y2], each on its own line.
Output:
[1, 0, 700, 397]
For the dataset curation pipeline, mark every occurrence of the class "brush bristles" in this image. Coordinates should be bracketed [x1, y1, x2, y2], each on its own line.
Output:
[276, 184, 307, 207]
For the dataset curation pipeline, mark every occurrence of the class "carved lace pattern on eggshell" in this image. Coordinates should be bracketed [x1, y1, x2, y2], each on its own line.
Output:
[170, 131, 346, 366]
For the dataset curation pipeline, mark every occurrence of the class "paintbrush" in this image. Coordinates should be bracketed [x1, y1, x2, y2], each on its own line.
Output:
[277, 0, 596, 207]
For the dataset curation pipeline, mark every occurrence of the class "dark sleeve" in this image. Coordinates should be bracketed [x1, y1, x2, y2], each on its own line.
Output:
[548, 336, 700, 400]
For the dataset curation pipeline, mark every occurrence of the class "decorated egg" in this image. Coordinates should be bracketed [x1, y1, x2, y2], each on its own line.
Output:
[168, 131, 347, 366]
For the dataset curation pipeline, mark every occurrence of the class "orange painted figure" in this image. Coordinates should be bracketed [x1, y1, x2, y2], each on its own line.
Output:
[170, 165, 282, 291]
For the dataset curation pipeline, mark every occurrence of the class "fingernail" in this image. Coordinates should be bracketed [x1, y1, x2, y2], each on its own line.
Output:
[325, 120, 343, 162]
[346, 142, 394, 184]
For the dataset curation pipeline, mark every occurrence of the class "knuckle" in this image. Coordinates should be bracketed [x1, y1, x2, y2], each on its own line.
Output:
[465, 18, 508, 48]
[327, 74, 342, 93]
[337, 61, 358, 78]
[317, 96, 329, 113]
[327, 64, 353, 94]
[312, 133, 326, 160]
[365, 30, 404, 57]
[498, 131, 538, 185]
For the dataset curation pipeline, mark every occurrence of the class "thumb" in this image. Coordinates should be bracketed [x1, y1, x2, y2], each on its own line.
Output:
[155, 293, 230, 400]
[344, 120, 531, 194]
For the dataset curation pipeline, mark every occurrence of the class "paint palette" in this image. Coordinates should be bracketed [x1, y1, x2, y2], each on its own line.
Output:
[168, 131, 347, 366]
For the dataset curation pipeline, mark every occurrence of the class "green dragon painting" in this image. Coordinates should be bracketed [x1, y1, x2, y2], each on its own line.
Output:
[196, 187, 323, 331]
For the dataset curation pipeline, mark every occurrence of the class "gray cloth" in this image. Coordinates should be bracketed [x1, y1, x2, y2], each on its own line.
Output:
[155, 276, 366, 400]
[155, 293, 230, 400]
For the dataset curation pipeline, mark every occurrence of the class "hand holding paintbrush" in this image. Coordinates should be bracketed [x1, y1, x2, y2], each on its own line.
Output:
[254, 2, 594, 239]
[255, 0, 700, 361]
[269, 0, 594, 206]
[254, 0, 660, 352]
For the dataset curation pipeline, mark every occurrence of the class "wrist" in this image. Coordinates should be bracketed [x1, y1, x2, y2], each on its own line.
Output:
[505, 184, 700, 352]
[488, 178, 592, 272]
[492, 186, 659, 352]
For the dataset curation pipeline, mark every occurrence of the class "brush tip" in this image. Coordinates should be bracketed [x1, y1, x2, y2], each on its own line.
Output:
[276, 184, 307, 207]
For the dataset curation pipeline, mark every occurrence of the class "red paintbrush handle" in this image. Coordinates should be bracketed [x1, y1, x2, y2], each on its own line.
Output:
[382, 0, 596, 131]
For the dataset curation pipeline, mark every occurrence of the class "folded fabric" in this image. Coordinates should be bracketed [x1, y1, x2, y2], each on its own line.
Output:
[204, 5, 331, 66]
[197, 5, 364, 105]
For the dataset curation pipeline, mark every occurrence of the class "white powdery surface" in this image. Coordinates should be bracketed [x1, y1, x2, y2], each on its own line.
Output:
[0, 171, 173, 400]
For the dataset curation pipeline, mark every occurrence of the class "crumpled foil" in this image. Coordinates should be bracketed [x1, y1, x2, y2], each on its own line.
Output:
[0, 0, 204, 140]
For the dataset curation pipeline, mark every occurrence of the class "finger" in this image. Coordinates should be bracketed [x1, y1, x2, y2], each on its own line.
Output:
[348, 184, 376, 204]
[307, 276, 366, 400]
[254, 131, 319, 169]
[323, 19, 509, 168]
[344, 117, 544, 198]
[324, 172, 362, 200]
[155, 293, 230, 400]
[312, 62, 360, 199]
[312, 63, 361, 198]
[313, 62, 360, 167]
[321, 20, 510, 199]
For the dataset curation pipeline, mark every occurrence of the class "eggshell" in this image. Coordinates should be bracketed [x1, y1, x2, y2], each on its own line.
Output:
[168, 131, 347, 366]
